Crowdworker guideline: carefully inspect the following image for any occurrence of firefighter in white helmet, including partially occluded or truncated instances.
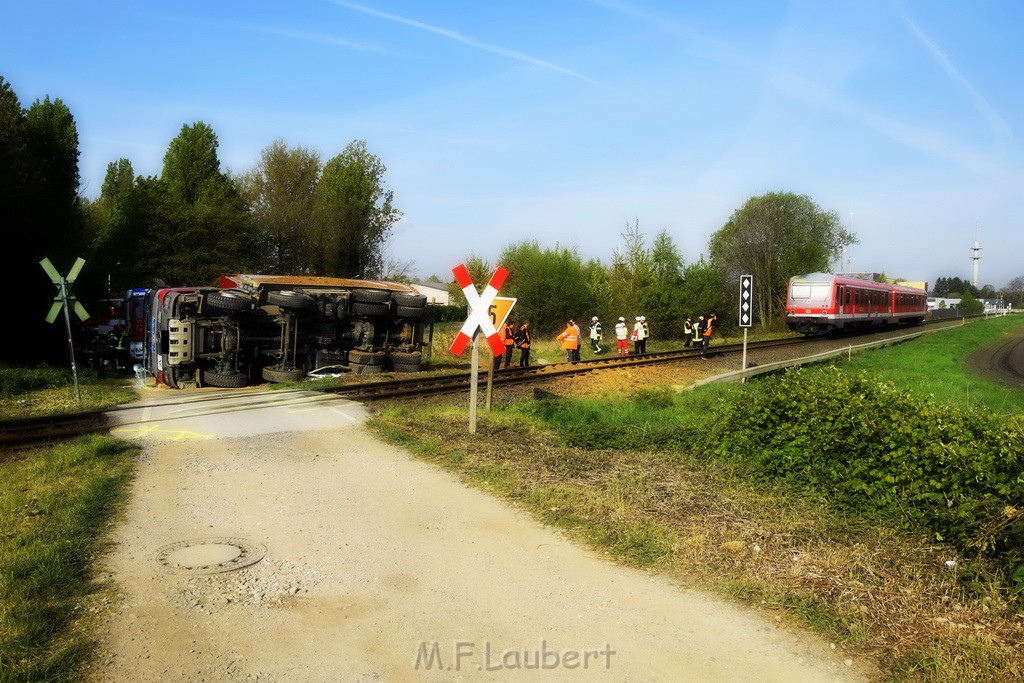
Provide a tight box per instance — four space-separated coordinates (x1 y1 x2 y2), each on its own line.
614 317 630 356
589 316 603 353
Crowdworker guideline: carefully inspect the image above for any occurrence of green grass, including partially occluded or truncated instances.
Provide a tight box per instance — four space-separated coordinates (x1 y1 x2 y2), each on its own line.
830 315 1024 414
370 316 1024 682
0 436 137 681
0 365 139 420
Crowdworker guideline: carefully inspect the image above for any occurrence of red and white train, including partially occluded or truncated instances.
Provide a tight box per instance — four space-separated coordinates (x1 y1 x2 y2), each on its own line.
785 272 928 336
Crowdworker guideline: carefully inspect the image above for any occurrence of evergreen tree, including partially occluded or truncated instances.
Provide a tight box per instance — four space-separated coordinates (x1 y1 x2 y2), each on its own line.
0 78 84 361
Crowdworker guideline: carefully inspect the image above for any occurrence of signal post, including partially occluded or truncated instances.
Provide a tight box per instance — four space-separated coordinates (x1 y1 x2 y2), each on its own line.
739 275 753 378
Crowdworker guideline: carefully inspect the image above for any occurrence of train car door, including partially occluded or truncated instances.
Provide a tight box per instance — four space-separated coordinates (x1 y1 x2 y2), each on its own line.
837 284 845 324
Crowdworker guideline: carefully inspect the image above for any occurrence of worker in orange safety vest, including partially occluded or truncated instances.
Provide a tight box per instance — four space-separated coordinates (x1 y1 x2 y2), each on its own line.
556 319 579 364
498 319 516 368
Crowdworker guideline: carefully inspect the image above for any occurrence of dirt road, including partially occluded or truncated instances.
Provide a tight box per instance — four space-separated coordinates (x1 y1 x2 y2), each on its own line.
87 389 870 682
966 322 1024 388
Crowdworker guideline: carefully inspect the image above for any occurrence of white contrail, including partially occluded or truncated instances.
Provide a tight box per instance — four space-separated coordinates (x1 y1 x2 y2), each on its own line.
252 25 391 54
897 3 1011 143
326 0 605 86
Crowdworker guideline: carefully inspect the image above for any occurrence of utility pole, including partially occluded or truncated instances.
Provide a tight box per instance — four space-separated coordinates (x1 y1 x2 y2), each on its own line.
971 222 982 288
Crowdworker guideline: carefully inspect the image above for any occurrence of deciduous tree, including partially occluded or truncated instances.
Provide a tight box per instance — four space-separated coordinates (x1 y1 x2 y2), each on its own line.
496 241 600 334
312 140 400 278
238 139 320 274
709 192 855 329
608 218 650 318
639 230 687 338
1004 275 1024 309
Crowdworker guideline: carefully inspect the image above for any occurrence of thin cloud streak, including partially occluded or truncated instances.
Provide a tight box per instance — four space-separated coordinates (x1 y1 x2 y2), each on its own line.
326 0 606 86
590 0 1012 179
897 4 1012 145
251 25 392 54
766 68 1015 180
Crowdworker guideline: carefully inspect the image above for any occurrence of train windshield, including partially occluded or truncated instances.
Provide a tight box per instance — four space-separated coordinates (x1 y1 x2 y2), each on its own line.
790 284 831 302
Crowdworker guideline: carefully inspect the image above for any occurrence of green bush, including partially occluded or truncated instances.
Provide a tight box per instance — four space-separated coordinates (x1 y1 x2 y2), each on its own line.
709 366 1024 562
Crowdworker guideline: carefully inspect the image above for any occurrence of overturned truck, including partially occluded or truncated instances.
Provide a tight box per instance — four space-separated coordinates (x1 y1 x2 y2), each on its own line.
145 274 429 388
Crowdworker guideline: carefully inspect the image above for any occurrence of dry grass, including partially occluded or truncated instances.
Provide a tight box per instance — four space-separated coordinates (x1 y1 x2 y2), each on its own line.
371 395 1024 683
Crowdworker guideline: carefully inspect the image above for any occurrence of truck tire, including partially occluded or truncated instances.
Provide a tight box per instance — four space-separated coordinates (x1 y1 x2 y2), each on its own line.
351 289 391 304
395 305 425 318
348 349 385 366
390 361 421 373
351 301 389 317
267 290 314 310
262 366 304 383
349 361 384 375
202 370 248 388
389 350 422 373
393 293 427 308
205 290 252 312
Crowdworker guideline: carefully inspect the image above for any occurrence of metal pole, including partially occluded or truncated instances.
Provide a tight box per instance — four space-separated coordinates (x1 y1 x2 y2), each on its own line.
60 278 81 402
485 346 495 410
469 332 479 433
741 328 748 382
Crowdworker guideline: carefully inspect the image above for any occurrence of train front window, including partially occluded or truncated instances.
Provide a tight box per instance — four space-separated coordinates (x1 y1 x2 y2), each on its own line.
791 283 830 303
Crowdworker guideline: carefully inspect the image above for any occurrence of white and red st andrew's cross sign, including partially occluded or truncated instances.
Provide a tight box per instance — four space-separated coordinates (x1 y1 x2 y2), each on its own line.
449 263 508 358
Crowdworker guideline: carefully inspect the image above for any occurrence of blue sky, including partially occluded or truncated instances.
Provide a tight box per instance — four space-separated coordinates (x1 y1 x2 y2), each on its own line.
5 0 1022 289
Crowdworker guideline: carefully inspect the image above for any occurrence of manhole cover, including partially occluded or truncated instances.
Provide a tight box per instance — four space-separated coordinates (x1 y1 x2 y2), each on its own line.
156 537 266 575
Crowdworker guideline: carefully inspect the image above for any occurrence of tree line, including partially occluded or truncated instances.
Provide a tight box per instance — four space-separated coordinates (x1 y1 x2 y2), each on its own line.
3 75 399 362
9 72 1017 363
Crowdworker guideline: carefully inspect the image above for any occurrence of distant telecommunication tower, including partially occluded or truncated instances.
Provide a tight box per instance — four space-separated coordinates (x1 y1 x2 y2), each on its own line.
971 223 982 287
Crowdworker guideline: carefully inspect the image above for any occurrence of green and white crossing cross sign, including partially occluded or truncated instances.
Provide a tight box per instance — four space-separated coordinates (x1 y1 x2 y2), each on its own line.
40 257 89 402
739 274 753 328
41 257 89 323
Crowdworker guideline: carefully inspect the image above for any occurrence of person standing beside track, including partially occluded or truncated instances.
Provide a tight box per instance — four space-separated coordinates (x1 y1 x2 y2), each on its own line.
515 320 532 367
557 319 580 364
614 317 630 356
633 316 647 355
700 313 716 359
683 317 694 348
589 316 603 353
499 319 516 368
109 324 129 372
572 319 582 362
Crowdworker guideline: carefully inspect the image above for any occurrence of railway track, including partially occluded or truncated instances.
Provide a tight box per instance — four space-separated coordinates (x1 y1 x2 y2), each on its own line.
0 323 962 450
325 335 808 401
0 410 111 452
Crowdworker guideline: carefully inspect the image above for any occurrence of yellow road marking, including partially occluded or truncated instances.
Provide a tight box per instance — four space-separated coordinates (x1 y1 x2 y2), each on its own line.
110 425 216 441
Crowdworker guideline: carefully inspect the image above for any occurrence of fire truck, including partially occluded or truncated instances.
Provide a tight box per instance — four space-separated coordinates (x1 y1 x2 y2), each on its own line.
143 274 429 388
79 288 149 370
